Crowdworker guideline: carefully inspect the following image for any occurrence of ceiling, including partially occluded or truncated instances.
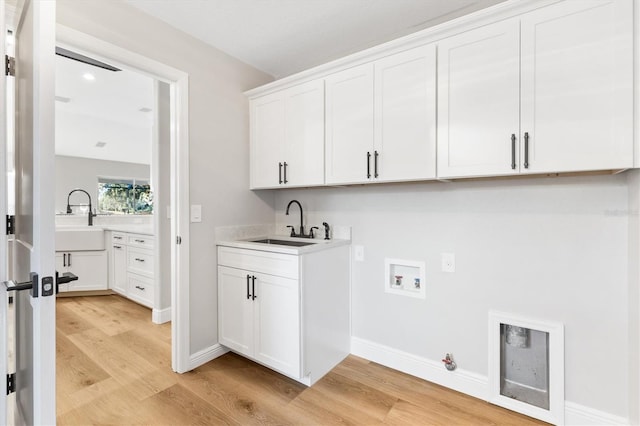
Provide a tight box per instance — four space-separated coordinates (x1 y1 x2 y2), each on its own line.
125 0 506 79
55 53 154 165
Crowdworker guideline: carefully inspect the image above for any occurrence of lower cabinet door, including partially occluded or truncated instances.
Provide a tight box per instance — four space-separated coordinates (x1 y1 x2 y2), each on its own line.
253 272 300 378
66 251 108 291
218 266 253 357
112 244 127 295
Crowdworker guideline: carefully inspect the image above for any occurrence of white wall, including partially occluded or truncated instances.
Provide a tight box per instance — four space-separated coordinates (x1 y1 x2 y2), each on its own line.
275 173 630 417
56 0 275 355
55 155 149 213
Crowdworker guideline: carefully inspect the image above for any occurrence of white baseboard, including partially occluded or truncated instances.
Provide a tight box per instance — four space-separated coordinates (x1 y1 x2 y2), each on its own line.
564 402 629 426
351 336 487 400
189 343 229 371
350 336 629 426
152 306 171 324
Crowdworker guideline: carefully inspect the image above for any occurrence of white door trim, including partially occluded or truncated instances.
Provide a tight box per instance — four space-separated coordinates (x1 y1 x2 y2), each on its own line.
55 24 191 373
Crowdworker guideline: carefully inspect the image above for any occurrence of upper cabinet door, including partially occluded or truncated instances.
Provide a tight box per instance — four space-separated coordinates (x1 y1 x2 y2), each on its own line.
325 64 375 185
250 92 285 189
437 20 521 179
520 0 633 174
284 80 325 186
374 44 437 182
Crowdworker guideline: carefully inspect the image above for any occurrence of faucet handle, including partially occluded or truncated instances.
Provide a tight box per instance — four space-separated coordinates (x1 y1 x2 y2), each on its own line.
286 225 296 237
310 227 319 239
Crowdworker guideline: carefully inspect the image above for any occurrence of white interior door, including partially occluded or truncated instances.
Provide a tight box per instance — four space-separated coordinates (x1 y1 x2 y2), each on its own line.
2 0 57 424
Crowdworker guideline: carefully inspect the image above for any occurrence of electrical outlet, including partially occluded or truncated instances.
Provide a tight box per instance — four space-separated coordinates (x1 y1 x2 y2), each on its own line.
441 253 455 273
354 245 364 262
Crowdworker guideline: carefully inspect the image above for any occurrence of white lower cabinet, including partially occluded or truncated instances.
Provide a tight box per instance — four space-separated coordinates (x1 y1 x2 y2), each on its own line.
109 232 155 308
217 244 350 385
55 250 107 292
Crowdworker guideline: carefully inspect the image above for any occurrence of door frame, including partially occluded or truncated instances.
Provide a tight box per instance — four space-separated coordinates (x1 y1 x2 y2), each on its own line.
55 24 191 373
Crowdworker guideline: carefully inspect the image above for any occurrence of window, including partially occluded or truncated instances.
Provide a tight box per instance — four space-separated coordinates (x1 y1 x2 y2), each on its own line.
97 177 153 214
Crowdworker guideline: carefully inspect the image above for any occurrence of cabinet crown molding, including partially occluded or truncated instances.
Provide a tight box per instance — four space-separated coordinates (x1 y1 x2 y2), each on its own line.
244 0 562 99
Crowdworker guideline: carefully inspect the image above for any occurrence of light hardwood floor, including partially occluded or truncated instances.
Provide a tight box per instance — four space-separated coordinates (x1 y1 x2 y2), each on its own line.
56 295 547 425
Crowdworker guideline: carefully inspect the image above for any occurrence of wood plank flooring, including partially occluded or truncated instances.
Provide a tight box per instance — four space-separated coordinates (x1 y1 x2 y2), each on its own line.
57 295 548 425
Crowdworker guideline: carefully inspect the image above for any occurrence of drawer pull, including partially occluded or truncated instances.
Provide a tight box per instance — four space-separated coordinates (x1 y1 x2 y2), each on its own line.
135 258 145 262
135 239 146 243
114 245 122 249
135 285 145 291
114 236 123 240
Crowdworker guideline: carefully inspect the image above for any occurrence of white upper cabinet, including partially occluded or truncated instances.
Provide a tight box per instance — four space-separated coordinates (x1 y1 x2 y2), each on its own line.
325 64 375 185
250 80 324 189
438 0 633 179
519 0 633 174
437 19 522 179
326 44 437 185
374 44 436 182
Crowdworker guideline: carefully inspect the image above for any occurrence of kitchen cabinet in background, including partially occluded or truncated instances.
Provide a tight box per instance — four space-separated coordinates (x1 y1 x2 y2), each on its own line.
56 250 108 292
109 231 155 308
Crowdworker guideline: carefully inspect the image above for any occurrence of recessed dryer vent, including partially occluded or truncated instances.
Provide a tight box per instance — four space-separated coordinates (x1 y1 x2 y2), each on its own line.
384 258 425 299
488 311 564 425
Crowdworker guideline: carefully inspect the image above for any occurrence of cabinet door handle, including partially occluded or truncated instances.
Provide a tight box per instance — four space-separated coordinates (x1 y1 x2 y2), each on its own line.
374 151 379 178
246 274 251 299
135 285 145 291
135 239 145 243
63 253 67 267
251 275 256 300
135 258 145 262
68 253 72 267
511 134 516 170
283 162 288 184
524 132 530 169
366 152 371 179
278 162 283 184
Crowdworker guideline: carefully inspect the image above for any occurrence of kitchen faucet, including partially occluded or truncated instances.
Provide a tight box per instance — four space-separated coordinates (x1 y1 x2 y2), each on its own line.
285 199 314 238
66 188 96 226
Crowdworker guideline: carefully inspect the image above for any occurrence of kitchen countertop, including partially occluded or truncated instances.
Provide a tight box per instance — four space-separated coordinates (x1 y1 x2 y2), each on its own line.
99 224 154 236
217 235 350 255
55 224 155 236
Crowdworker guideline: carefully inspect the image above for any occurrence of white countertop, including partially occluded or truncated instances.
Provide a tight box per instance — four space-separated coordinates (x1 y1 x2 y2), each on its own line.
99 224 155 236
217 235 350 255
55 224 154 236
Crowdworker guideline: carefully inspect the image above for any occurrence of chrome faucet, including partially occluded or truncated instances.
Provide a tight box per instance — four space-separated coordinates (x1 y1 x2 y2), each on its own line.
66 188 96 226
285 199 314 238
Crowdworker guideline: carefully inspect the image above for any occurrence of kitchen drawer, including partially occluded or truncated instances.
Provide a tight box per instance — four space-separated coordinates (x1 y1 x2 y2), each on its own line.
218 246 298 279
127 273 154 308
127 247 154 277
112 232 126 244
127 234 154 250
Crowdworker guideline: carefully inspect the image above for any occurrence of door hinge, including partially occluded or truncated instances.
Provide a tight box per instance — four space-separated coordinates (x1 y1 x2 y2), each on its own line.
6 373 15 395
176 236 182 245
5 55 15 77
6 215 14 235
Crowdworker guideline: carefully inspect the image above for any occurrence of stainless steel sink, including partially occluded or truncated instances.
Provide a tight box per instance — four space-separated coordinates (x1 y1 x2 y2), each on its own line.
250 238 316 247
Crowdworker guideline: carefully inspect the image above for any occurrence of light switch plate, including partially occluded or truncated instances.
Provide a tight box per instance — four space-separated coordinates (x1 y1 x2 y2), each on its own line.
190 204 202 223
354 245 364 262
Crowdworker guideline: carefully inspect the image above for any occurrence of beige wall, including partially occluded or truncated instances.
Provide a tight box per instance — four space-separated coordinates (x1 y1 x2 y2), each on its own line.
56 0 275 354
